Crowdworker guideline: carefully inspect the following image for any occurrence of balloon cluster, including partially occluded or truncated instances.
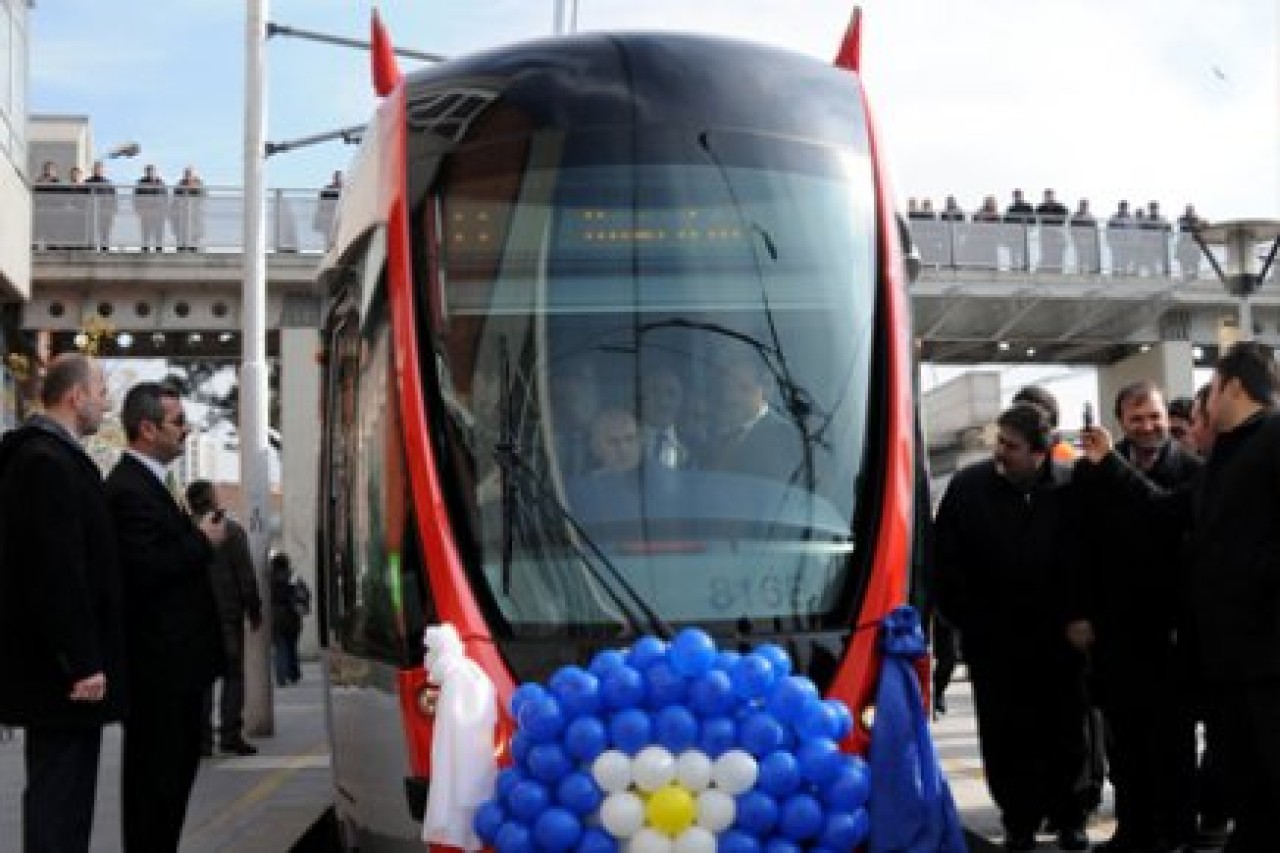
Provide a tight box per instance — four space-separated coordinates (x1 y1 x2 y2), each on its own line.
473 628 871 852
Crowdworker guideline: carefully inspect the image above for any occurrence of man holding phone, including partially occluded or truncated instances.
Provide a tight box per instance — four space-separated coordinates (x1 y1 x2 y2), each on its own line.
186 479 262 757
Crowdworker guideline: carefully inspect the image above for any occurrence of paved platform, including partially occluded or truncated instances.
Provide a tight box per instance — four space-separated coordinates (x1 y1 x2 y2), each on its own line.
0 663 332 852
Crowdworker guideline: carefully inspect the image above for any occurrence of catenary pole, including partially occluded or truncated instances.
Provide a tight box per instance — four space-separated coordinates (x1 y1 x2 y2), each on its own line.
241 0 274 736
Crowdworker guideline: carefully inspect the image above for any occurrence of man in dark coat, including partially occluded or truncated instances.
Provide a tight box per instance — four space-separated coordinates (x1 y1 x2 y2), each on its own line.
1080 341 1280 853
706 357 805 484
935 402 1089 852
0 354 121 853
1069 380 1201 852
108 381 227 852
186 479 263 756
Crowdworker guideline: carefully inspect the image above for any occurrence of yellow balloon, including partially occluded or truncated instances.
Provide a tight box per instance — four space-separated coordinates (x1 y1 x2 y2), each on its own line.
645 784 696 837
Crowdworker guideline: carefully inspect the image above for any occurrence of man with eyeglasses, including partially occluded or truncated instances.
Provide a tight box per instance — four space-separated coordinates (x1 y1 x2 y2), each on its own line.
107 381 227 852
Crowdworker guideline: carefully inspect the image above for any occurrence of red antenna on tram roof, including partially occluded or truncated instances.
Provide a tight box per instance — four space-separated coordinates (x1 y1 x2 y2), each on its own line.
371 6 402 96
834 6 862 73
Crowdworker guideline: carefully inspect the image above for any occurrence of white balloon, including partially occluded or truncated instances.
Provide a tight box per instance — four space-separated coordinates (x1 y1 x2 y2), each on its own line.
673 826 717 853
694 788 735 833
674 751 713 792
629 827 674 853
601 791 646 838
593 750 634 794
711 750 759 796
632 746 676 792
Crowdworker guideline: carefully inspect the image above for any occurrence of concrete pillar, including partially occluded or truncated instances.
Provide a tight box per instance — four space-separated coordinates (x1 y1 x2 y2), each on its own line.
279 326 321 658
1096 341 1196 434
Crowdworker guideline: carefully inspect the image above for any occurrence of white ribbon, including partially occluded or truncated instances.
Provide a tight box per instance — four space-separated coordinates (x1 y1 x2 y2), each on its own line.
421 623 497 851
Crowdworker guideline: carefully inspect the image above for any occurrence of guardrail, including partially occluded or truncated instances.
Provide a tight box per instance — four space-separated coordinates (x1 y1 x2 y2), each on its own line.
30 186 335 254
907 219 1215 279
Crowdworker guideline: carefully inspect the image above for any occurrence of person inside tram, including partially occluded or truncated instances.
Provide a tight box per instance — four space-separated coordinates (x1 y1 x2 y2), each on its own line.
704 355 801 483
588 408 642 475
549 357 600 478
639 366 693 470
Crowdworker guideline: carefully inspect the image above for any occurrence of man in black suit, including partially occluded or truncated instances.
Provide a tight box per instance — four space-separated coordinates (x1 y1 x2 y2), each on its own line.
706 357 802 483
108 381 226 852
0 354 121 853
1081 342 1280 852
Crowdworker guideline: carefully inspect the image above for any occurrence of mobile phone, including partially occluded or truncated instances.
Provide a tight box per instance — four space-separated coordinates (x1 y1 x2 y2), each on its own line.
1082 401 1094 430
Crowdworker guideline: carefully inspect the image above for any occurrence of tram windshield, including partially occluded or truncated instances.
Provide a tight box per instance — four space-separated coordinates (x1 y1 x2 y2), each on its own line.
415 126 878 640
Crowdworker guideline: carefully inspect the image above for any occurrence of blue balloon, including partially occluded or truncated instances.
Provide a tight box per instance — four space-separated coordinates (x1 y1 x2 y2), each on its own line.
643 660 688 709
495 767 525 802
823 757 870 812
589 649 628 679
507 779 551 823
557 771 604 816
716 649 742 671
823 699 854 741
820 809 869 851
670 627 717 676
796 739 843 786
550 666 603 719
576 827 619 853
734 790 780 836
608 708 652 755
738 711 786 757
654 705 699 753
520 695 567 742
600 665 645 711
778 793 825 841
527 742 574 784
755 643 793 679
796 699 838 741
473 799 505 843
627 636 667 670
699 716 738 757
719 829 763 853
564 716 608 762
495 821 532 853
511 682 549 718
764 840 802 853
765 676 819 724
730 653 778 700
689 669 735 717
757 751 802 798
510 731 533 764
534 807 583 851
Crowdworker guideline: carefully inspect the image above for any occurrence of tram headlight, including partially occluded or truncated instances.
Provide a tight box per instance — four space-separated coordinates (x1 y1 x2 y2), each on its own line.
858 704 875 732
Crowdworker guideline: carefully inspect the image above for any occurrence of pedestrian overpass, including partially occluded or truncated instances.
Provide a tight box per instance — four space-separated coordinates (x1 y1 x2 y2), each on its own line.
19 191 1279 638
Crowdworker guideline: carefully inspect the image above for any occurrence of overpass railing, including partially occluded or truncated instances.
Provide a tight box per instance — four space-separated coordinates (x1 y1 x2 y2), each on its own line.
908 219 1223 279
30 186 335 254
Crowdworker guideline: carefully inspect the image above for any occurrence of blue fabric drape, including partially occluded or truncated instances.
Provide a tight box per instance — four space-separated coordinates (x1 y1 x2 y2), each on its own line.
867 605 968 852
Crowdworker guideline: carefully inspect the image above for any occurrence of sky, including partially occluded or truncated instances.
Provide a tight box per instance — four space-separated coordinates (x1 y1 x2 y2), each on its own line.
28 0 1280 218
26 0 1280 432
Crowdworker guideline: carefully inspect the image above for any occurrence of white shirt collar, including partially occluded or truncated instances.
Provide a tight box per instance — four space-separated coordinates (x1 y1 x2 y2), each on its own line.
125 448 171 486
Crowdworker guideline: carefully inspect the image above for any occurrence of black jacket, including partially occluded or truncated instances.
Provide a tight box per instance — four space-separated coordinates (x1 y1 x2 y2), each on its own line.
1090 412 1280 682
0 419 125 725
1069 439 1201 647
205 517 262 626
106 453 224 694
934 458 1080 663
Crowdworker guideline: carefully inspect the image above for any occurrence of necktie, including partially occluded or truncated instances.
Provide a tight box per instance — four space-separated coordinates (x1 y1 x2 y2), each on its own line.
653 429 678 469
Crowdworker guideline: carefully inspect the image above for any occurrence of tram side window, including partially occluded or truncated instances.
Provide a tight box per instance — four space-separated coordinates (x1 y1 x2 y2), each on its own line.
323 310 361 644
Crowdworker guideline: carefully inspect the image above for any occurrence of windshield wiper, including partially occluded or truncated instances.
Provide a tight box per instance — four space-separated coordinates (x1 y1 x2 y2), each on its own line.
493 338 673 640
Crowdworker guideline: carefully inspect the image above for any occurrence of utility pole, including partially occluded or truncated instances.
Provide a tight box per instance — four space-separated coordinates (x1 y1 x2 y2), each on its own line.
242 0 274 736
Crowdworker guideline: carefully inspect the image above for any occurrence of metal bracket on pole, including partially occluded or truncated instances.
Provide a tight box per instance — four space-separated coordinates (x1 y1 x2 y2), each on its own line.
266 20 446 62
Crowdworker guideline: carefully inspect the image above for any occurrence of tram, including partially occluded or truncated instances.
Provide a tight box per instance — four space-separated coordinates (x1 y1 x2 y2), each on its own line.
315 17 922 850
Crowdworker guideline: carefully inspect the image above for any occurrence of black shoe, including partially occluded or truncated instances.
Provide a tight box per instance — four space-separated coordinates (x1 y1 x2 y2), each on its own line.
220 738 259 756
1057 827 1089 851
934 694 948 715
1005 831 1036 852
